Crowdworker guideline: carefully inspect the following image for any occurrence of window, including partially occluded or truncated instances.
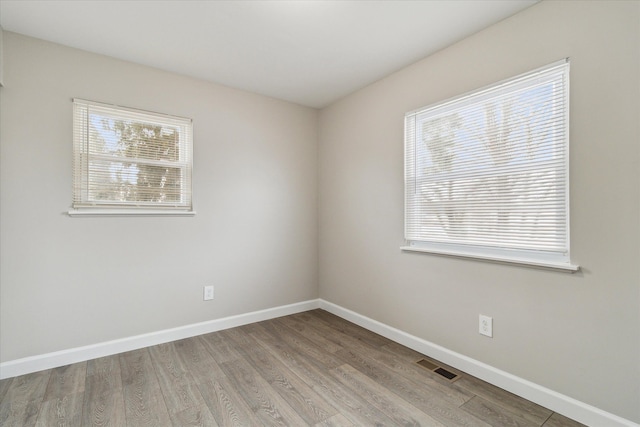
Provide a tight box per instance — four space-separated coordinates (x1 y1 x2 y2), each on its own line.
70 99 193 216
403 59 577 271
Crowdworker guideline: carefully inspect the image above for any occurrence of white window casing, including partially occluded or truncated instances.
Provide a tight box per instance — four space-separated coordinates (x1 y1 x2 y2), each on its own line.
70 99 194 216
402 59 578 271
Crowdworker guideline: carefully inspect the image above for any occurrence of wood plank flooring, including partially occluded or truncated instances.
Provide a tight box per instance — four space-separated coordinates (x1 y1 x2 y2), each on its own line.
0 309 586 426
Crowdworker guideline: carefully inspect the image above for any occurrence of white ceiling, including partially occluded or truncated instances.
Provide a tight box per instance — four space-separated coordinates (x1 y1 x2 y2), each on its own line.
0 0 538 108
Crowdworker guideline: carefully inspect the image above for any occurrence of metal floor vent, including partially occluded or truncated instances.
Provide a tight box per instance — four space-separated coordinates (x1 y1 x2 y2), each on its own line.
416 359 460 382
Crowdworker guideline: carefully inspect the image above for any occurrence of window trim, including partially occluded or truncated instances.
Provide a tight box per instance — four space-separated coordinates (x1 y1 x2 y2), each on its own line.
69 99 194 216
400 243 579 272
67 209 196 217
402 59 579 272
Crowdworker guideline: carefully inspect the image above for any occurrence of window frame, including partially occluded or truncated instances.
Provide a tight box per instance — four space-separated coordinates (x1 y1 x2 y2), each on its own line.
401 60 578 272
69 99 195 217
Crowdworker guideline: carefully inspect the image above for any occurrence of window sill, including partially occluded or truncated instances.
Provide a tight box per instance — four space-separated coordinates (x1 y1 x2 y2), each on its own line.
68 209 196 217
400 245 579 272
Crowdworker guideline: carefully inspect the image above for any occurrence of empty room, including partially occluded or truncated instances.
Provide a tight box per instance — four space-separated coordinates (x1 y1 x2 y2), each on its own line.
0 1 638 426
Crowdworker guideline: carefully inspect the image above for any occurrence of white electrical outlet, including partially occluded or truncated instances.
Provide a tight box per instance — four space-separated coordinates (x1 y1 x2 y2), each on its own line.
204 286 214 301
479 314 493 337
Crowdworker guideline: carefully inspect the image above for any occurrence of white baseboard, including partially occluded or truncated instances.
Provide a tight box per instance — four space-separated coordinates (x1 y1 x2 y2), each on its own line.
2 298 637 427
0 299 320 380
319 299 639 427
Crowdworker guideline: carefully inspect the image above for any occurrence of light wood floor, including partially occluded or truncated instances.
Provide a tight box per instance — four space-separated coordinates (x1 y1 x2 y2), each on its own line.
0 309 585 427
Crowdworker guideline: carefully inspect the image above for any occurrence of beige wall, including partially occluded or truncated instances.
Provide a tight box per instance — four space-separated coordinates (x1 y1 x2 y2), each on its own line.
0 32 318 362
319 0 639 422
0 27 4 86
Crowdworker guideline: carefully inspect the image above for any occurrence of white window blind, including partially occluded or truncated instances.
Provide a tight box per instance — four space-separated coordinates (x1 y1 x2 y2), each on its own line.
403 59 577 270
71 99 193 214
